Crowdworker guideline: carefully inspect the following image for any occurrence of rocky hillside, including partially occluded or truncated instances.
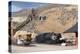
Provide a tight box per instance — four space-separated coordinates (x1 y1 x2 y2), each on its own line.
36 5 78 33
11 4 78 33
12 9 32 17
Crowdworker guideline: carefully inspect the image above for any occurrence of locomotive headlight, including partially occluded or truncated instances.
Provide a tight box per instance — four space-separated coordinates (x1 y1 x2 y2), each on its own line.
51 35 57 40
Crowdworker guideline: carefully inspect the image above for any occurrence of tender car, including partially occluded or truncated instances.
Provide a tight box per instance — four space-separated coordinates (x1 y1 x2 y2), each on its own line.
16 33 32 45
13 31 32 45
35 32 66 44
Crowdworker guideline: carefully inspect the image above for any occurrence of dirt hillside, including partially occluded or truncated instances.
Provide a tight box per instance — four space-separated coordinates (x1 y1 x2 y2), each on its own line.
36 5 78 33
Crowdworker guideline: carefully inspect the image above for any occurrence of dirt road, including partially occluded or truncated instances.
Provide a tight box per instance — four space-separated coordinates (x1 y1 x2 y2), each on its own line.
11 43 77 53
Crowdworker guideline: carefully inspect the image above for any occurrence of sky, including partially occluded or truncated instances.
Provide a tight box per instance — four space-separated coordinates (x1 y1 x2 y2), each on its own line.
9 1 47 12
